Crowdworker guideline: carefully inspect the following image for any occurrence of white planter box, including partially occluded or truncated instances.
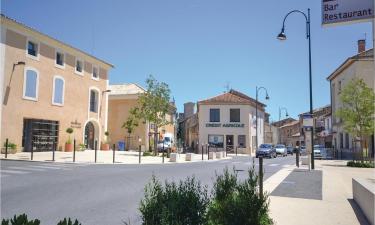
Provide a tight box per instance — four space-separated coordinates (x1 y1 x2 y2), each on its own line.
209 151 215 160
185 153 193 161
353 178 375 225
169 153 179 162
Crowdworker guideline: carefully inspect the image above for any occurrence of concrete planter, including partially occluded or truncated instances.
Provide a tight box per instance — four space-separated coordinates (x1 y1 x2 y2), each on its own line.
1 147 17 154
185 153 193 161
65 143 73 152
216 152 222 159
101 143 110 151
169 153 179 162
209 152 215 160
353 178 375 225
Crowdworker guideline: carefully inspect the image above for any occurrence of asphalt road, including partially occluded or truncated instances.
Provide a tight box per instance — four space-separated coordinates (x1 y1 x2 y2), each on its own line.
1 155 295 225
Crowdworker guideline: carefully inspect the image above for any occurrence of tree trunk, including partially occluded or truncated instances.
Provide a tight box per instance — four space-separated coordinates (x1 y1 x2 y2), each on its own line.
360 135 364 163
154 126 158 156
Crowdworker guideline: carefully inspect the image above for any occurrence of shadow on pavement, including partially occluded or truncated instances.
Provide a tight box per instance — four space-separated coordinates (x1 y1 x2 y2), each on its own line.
348 199 370 225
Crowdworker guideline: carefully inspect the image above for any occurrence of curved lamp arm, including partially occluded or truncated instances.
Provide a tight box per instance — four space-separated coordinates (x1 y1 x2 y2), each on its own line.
257 86 269 100
279 9 310 39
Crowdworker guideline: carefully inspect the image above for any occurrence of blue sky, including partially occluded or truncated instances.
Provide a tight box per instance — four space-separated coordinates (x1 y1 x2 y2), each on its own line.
1 0 373 121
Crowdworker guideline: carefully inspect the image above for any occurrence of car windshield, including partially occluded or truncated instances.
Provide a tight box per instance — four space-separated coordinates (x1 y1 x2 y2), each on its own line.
259 144 271 148
275 145 285 148
164 137 171 142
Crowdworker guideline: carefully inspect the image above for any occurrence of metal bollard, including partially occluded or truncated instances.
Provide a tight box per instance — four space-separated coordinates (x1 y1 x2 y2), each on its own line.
207 145 210 160
94 140 98 163
73 139 76 162
259 156 264 199
31 140 34 161
162 143 165 164
5 138 8 159
113 144 116 163
236 146 238 156
138 145 141 164
296 148 300 168
52 141 55 161
201 145 204 161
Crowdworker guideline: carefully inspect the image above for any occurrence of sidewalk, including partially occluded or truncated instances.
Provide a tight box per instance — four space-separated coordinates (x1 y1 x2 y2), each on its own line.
0 150 231 164
264 160 374 225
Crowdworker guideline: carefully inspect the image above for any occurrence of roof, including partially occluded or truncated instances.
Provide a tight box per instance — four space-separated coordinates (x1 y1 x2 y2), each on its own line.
327 48 373 81
1 14 114 68
299 104 331 117
109 83 145 95
198 89 266 108
279 120 300 129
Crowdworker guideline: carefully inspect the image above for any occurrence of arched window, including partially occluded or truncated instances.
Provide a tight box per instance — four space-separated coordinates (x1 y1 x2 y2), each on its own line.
89 89 99 113
23 68 39 101
53 76 65 105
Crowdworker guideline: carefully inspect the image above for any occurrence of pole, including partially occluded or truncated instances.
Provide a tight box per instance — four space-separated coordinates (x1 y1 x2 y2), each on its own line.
52 140 55 161
256 87 258 154
113 143 115 163
208 145 210 160
201 145 204 160
307 8 314 169
94 140 97 163
296 147 300 168
236 145 238 156
5 138 8 159
259 156 264 199
73 139 76 162
139 144 141 164
31 138 34 160
162 141 165 163
278 107 281 144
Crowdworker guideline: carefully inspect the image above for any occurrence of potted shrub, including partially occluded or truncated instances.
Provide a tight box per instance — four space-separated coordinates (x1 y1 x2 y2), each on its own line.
78 143 86 151
101 131 110 151
2 141 17 154
65 128 74 152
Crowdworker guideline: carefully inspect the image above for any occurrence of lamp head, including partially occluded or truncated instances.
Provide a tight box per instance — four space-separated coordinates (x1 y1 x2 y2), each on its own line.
16 61 26 65
286 112 289 117
277 27 287 41
265 93 270 100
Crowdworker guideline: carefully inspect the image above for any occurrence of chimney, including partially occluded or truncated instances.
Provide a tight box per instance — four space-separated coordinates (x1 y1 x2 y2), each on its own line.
358 39 366 53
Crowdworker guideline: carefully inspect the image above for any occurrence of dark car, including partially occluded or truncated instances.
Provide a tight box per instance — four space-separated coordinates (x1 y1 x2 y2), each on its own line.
286 146 294 155
256 144 276 158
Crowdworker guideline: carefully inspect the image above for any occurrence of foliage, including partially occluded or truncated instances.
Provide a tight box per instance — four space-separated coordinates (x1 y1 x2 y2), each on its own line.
142 151 153 156
78 144 86 151
336 78 375 160
347 161 374 168
56 218 81 225
3 141 17 150
139 175 210 225
104 131 109 136
122 108 140 135
207 167 273 225
1 214 40 225
65 128 74 144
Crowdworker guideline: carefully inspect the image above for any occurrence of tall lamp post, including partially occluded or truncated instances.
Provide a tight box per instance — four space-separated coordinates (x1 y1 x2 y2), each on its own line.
278 107 289 144
255 86 269 153
277 8 314 169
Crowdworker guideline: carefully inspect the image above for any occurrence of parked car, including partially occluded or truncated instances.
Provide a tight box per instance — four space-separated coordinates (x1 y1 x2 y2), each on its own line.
299 146 307 156
157 138 172 152
313 145 324 159
275 144 287 156
256 144 276 158
286 146 294 155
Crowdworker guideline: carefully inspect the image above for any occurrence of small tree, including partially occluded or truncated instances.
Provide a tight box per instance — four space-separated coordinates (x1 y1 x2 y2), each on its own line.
104 131 110 144
122 108 140 150
134 75 172 154
336 78 375 162
66 128 74 144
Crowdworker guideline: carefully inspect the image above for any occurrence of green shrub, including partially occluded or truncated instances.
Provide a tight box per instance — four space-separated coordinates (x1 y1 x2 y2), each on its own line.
207 167 273 225
66 128 74 144
139 175 210 225
1 214 40 225
347 161 374 168
3 141 17 150
57 218 81 225
142 151 153 156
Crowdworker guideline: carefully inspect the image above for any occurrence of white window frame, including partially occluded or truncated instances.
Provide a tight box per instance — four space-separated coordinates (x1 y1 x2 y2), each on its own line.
91 65 99 81
55 49 65 69
23 67 39 101
75 58 84 76
52 75 65 106
25 38 40 61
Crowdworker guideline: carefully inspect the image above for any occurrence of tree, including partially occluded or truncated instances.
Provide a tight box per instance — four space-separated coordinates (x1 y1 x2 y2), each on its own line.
134 75 172 154
122 108 140 150
336 78 375 162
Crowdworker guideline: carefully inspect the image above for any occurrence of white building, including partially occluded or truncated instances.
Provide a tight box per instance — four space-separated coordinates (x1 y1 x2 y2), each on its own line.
197 89 266 155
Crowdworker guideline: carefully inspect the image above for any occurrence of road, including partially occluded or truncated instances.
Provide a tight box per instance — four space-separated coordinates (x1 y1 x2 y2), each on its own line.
1 155 295 225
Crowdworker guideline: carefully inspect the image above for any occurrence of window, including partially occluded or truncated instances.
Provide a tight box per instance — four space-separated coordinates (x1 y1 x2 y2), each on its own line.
27 40 38 57
89 89 98 112
75 59 83 74
92 66 99 80
230 108 240 122
238 135 246 148
339 133 343 149
208 135 224 148
209 108 220 122
55 51 64 67
23 68 39 101
52 76 65 105
338 80 342 94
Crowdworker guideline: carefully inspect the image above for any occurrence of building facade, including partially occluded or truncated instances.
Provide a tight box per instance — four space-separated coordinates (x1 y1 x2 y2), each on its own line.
197 89 266 154
327 40 374 157
0 14 113 152
279 120 301 147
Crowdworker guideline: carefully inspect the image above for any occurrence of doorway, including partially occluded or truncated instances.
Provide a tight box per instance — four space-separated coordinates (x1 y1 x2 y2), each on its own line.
226 135 234 152
84 121 95 149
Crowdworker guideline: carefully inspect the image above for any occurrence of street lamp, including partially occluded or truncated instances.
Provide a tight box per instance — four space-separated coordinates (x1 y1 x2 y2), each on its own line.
278 107 289 144
99 89 111 117
255 86 269 153
3 61 26 105
277 8 314 169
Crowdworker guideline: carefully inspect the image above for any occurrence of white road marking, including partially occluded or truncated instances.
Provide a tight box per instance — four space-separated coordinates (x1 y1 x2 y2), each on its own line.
28 165 62 170
268 164 280 167
1 169 30 174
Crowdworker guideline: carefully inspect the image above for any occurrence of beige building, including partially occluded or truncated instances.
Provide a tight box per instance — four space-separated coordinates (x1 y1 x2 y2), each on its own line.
107 83 176 151
327 40 374 158
279 120 300 147
197 89 266 154
0 15 113 152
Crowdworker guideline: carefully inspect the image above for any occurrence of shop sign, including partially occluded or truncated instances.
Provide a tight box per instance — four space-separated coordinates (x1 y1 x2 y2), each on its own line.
205 123 245 128
71 119 82 128
322 0 374 26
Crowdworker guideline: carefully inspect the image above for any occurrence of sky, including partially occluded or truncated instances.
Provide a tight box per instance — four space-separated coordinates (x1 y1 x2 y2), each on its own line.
1 0 373 121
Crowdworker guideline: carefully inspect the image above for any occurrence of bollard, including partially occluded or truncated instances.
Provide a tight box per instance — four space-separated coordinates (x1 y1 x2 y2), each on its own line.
52 141 55 161
5 138 8 159
201 145 204 161
31 140 34 161
296 148 300 168
236 146 238 156
113 144 116 164
162 143 165 164
138 145 141 164
207 145 210 160
94 140 98 163
73 139 76 162
259 156 264 199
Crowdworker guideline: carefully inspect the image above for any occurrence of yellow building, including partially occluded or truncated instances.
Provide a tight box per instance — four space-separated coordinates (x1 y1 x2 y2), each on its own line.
0 14 113 152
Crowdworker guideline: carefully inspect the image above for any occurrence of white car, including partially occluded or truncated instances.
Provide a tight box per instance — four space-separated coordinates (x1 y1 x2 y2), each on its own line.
157 137 172 152
274 144 287 157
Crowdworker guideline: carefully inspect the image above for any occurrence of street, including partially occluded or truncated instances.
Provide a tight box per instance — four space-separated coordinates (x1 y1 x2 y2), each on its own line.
1 155 295 225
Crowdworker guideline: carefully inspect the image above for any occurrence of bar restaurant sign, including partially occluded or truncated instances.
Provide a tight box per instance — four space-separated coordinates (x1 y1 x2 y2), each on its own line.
206 123 245 128
322 0 374 26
